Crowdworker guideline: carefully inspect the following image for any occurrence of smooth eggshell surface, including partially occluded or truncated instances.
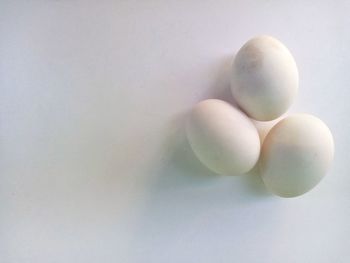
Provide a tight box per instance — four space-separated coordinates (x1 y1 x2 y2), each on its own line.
260 114 334 197
186 99 260 175
231 35 298 121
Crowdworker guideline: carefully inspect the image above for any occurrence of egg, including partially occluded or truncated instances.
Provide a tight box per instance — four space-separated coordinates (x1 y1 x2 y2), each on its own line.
186 99 260 175
260 114 334 197
231 35 299 121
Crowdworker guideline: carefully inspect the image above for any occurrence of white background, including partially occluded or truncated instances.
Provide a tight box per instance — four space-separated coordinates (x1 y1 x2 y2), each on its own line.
1 1 350 262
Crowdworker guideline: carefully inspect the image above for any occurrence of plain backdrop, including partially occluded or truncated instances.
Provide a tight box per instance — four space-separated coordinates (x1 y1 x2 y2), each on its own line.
1 1 350 262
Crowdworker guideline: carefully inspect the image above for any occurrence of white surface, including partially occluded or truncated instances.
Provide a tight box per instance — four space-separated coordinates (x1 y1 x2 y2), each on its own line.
1 1 349 262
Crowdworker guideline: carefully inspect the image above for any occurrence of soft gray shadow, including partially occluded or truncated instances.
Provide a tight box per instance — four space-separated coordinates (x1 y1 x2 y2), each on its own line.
204 53 239 107
157 111 271 200
149 112 218 190
242 160 272 198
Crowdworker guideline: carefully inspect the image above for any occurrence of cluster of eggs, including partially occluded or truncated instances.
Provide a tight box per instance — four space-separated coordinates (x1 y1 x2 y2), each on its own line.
186 35 334 198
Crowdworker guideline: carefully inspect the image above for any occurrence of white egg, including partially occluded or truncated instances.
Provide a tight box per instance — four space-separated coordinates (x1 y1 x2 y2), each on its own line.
231 35 298 121
260 114 334 197
186 99 260 175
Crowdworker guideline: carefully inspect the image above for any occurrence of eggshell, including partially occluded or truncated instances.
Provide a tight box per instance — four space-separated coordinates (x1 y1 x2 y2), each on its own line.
260 114 334 197
186 99 260 175
231 35 298 121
